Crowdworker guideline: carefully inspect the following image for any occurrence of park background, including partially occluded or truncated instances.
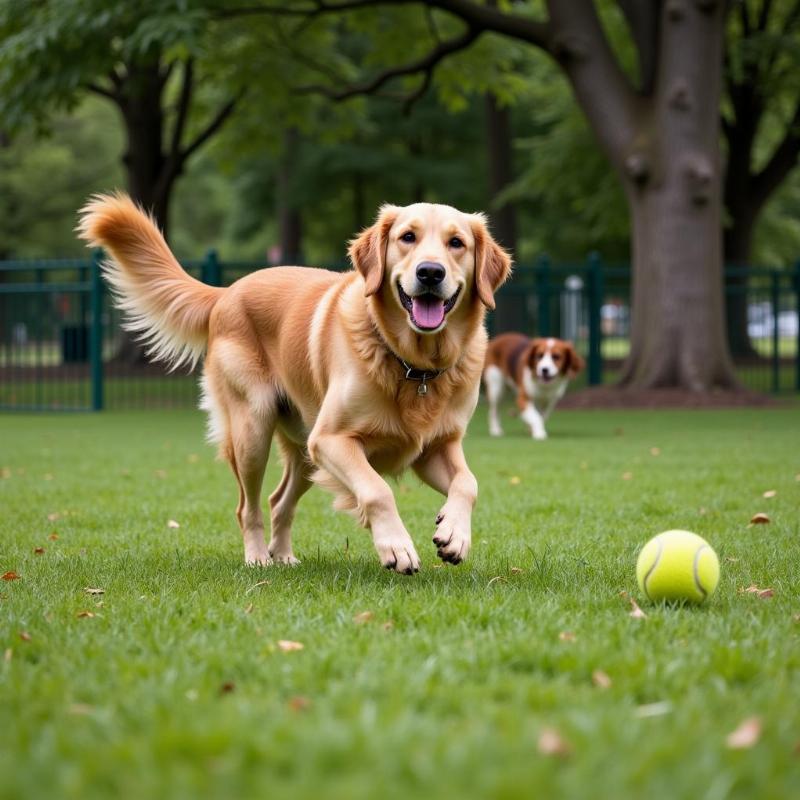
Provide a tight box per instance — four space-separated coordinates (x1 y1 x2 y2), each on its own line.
1 3 800 800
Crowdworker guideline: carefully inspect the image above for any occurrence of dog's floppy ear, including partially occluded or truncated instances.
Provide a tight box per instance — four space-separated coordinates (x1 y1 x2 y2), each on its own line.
348 204 399 297
565 341 585 377
470 214 512 310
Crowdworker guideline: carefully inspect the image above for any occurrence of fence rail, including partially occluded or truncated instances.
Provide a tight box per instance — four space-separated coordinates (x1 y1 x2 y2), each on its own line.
1 252 798 411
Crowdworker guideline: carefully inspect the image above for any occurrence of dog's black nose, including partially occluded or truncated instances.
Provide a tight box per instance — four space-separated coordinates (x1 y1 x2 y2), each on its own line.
416 262 445 287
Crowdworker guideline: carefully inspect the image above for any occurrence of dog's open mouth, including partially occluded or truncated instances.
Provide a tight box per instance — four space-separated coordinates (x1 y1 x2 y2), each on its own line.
397 283 462 331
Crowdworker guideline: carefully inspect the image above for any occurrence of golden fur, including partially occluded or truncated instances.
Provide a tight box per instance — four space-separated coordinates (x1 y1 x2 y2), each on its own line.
78 193 511 573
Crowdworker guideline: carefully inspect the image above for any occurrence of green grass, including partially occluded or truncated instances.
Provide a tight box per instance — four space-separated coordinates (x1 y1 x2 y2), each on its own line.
1 406 799 800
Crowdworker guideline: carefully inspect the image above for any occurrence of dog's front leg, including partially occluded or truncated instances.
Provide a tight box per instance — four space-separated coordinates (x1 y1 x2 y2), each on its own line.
308 432 420 574
413 439 477 565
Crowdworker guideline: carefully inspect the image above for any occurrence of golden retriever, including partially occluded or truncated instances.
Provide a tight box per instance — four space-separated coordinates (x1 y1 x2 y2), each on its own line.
78 194 511 573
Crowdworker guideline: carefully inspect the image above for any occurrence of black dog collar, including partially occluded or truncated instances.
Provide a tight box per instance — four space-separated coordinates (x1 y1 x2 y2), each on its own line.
395 356 445 396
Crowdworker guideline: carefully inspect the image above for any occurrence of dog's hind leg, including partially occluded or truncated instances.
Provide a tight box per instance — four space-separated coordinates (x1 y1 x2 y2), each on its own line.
483 365 504 437
267 431 313 565
225 391 278 565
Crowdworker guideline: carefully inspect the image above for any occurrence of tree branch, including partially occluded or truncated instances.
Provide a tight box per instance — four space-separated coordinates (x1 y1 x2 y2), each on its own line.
86 82 119 101
294 26 480 100
751 96 800 208
179 93 242 164
616 0 661 95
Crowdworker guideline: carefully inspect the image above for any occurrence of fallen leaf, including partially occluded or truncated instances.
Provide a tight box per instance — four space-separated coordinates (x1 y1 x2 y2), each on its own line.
219 681 236 695
726 557 739 563
277 640 304 652
620 591 647 619
1 467 11 479
559 631 576 643
382 621 394 631
432 564 444 569
698 507 708 515
19 631 31 642
537 727 572 757
245 580 272 594
741 585 774 599
650 447 661 456
68 704 93 716
622 472 633 480
509 476 521 485
76 611 95 618
47 512 60 522
636 701 673 718
510 567 523 574
750 513 770 525
288 695 311 711
353 611 374 625
48 533 59 541
244 603 254 614
762 490 777 499
795 473 800 482
726 717 762 750
83 587 105 595
33 547 45 555
592 670 612 689
167 519 180 529
3 648 11 662
2 571 20 581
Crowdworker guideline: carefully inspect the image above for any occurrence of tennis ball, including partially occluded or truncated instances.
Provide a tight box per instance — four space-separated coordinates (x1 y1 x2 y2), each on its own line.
636 530 720 604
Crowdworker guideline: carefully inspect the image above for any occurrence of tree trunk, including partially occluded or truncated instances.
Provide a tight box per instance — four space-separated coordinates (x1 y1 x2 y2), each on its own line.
615 3 738 390
276 128 303 264
723 212 759 359
485 92 526 333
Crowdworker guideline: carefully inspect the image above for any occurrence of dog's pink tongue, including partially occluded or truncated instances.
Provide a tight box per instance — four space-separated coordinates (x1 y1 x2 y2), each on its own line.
412 296 445 329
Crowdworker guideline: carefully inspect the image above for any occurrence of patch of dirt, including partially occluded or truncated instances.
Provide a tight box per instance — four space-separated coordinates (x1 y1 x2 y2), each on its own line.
560 386 778 409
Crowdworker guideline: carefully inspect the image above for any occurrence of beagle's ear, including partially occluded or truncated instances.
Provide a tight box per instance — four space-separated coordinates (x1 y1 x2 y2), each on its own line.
470 214 512 310
348 204 399 297
565 342 585 377
527 338 545 365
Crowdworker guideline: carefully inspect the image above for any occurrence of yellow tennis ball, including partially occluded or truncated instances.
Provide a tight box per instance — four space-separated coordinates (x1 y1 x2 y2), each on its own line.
636 530 720 604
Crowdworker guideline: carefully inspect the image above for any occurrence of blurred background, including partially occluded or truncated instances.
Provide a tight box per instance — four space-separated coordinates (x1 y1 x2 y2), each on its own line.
1 0 799 409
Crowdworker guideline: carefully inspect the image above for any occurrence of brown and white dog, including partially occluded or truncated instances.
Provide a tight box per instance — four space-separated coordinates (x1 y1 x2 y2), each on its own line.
78 194 510 574
483 333 584 440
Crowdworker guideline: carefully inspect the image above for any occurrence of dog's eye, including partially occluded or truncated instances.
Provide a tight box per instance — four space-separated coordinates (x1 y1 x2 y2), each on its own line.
448 236 464 249
552 355 561 361
400 231 416 243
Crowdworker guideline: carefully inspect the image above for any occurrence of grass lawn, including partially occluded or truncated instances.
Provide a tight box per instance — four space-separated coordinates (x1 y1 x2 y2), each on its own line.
1 405 799 800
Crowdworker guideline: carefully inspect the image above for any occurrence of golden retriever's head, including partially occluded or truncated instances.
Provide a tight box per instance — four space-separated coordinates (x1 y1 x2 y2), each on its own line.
349 203 511 335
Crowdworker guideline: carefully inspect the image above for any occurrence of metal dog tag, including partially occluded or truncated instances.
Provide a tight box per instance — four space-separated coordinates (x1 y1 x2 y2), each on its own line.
417 382 428 396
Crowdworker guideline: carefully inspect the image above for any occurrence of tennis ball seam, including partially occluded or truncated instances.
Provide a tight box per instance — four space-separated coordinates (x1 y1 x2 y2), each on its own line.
693 545 709 599
642 537 664 601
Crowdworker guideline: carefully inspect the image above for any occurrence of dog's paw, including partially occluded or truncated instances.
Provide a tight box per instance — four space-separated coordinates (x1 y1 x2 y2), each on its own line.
489 426 503 437
268 546 300 566
244 552 274 567
374 537 420 575
432 510 471 565
532 430 548 441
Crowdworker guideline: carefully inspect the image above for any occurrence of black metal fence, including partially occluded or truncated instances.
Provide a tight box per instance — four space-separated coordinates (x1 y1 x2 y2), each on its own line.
1 253 798 411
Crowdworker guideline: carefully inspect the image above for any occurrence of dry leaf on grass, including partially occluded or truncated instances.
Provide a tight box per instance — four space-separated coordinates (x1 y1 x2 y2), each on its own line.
34 547 45 555
741 585 774 599
167 519 180 529
650 447 661 456
620 591 647 619
47 513 60 522
219 682 236 695
750 513 770 525
19 631 31 642
1 467 11 479
353 611 374 625
83 587 104 595
622 472 633 481
537 727 572 757
288 695 311 712
726 717 762 749
76 611 95 618
558 631 576 643
2 571 20 581
382 621 394 631
762 490 777 499
48 533 59 541
510 567 523 574
592 670 612 689
509 476 521 485
277 640 304 652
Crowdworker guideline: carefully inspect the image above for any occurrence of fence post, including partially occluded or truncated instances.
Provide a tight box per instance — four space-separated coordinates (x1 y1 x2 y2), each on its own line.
536 254 551 335
587 251 603 386
202 249 222 286
770 269 780 393
794 260 800 392
90 249 104 411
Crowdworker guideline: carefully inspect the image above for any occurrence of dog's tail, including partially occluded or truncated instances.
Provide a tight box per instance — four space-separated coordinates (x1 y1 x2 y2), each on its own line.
77 192 225 370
